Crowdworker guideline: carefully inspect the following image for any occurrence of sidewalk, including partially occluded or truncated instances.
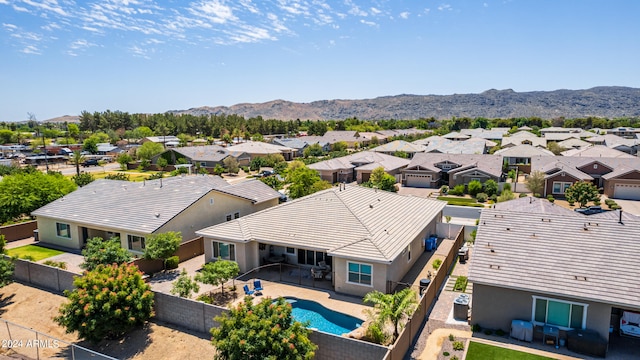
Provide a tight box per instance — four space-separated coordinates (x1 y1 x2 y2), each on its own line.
5 237 37 249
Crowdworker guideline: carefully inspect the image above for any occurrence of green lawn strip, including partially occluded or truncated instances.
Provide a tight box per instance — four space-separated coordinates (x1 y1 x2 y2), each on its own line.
7 245 65 261
466 341 555 360
437 197 486 207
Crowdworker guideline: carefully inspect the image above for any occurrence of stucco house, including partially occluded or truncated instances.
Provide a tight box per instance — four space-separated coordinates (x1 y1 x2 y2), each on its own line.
308 151 410 184
197 185 447 297
401 153 503 188
226 141 295 161
370 140 426 158
31 176 281 254
152 145 233 171
469 208 640 351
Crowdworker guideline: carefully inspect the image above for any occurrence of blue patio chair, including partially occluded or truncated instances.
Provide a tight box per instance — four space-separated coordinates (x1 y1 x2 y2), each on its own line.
243 284 255 296
253 280 264 293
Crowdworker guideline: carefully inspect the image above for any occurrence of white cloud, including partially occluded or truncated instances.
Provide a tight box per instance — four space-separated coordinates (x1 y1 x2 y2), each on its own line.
484 2 489 7
345 0 367 16
438 4 452 11
22 0 69 17
229 24 275 43
129 45 150 58
2 23 18 30
0 0 9 4
21 45 41 55
13 5 29 12
370 7 381 15
239 0 259 14
360 19 377 27
42 22 62 31
277 0 309 16
189 0 236 24
267 13 288 33
69 39 97 50
328 39 335 46
82 26 102 33
399 12 410 19
11 31 42 41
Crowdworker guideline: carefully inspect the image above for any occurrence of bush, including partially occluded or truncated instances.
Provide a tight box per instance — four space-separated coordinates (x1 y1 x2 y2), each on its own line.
148 172 164 180
475 193 488 203
484 329 493 335
453 276 468 292
490 194 498 202
503 182 511 192
43 260 67 269
605 199 616 206
196 293 213 304
21 255 35 261
472 324 482 332
443 352 450 357
547 195 555 203
519 193 528 198
104 173 130 181
449 333 455 341
440 185 449 195
534 193 541 198
495 329 506 336
610 204 621 210
468 180 483 197
451 356 459 360
432 259 442 270
483 179 498 196
241 166 250 173
593 199 601 206
365 322 388 345
165 256 179 270
453 341 464 351
449 185 465 196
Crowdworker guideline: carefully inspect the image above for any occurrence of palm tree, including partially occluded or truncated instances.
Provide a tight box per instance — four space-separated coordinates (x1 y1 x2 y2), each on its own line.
364 288 418 341
70 150 85 176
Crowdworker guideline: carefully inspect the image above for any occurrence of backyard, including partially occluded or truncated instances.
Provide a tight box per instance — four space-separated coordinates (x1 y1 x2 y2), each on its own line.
7 245 64 261
465 341 555 360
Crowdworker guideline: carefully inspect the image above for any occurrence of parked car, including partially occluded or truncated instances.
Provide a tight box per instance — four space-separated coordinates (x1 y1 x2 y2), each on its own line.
574 206 605 215
259 170 274 177
82 159 99 167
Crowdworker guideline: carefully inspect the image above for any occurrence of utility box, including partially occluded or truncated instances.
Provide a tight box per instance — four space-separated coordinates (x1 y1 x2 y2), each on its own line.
453 294 470 320
458 245 469 263
510 320 533 342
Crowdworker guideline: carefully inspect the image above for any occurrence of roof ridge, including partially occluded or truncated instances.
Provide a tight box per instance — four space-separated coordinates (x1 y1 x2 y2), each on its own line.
329 237 390 261
333 187 375 237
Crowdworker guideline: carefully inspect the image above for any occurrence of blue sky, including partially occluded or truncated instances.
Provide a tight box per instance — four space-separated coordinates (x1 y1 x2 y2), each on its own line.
1 0 638 122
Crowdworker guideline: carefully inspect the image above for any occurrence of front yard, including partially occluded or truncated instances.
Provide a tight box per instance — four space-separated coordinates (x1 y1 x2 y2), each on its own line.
7 245 64 261
465 341 555 360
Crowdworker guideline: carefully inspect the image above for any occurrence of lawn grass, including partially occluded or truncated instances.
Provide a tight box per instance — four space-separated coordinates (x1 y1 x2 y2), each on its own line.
7 245 65 261
466 341 555 360
437 196 485 207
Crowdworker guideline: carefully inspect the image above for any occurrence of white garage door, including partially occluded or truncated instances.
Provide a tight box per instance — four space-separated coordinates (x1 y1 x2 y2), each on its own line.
614 184 640 200
405 174 432 188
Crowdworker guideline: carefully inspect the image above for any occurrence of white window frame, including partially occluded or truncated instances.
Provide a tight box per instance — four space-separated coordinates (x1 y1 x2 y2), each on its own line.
212 241 236 261
234 212 240 219
552 181 573 194
225 214 233 222
346 261 373 287
127 234 146 252
531 295 588 330
406 245 411 262
56 223 71 239
593 164 598 169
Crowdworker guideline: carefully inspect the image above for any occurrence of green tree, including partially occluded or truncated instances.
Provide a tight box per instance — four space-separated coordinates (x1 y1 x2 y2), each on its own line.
525 171 546 196
393 151 409 159
143 231 181 271
249 156 267 171
67 123 80 140
0 129 14 144
0 235 14 287
223 156 240 174
70 150 85 176
467 180 483 197
137 142 164 160
331 141 348 152
286 163 331 199
72 172 95 187
259 175 284 190
54 263 154 343
211 297 317 360
171 269 200 298
156 157 168 173
81 237 132 271
547 142 566 155
0 171 76 223
497 189 516 203
195 260 239 296
366 167 397 192
250 133 264 142
116 153 132 170
303 143 324 157
483 179 498 197
82 136 99 154
364 288 418 341
132 126 154 140
565 181 600 208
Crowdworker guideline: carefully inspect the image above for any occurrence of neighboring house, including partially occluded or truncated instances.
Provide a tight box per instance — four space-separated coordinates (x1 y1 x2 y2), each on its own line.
152 145 231 170
417 137 488 155
142 136 181 145
460 128 507 141
31 176 281 253
197 185 447 297
531 156 640 199
370 140 426 158
304 131 368 149
606 127 640 139
556 138 592 150
543 132 582 142
226 141 295 161
501 131 547 148
271 138 308 157
358 132 388 145
494 145 554 167
402 153 503 188
308 151 410 183
583 134 640 155
469 208 640 347
539 127 594 137
96 143 124 156
561 145 635 158
442 132 471 141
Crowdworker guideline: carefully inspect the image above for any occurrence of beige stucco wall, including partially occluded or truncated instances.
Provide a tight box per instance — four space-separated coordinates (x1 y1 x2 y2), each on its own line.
333 257 387 297
471 283 612 340
35 217 84 249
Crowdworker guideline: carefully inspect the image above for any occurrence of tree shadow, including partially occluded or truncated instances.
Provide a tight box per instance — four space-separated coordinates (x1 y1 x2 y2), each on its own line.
51 322 153 359
148 269 181 284
0 293 15 316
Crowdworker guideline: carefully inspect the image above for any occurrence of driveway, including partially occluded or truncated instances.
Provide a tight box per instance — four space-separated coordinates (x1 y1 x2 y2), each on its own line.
611 199 640 215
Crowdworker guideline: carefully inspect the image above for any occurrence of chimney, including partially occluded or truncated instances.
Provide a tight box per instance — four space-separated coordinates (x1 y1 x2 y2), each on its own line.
619 209 624 224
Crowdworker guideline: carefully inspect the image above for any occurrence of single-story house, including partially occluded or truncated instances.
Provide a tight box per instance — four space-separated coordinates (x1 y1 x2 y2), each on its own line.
142 136 181 145
31 176 281 254
556 138 592 150
501 131 547 148
494 145 554 168
271 138 308 157
418 137 489 155
226 141 296 161
359 132 388 145
562 144 636 158
303 131 369 149
442 132 471 141
606 127 640 139
469 208 640 349
197 185 447 297
152 145 233 170
402 153 503 188
308 151 410 183
370 140 426 158
460 128 507 141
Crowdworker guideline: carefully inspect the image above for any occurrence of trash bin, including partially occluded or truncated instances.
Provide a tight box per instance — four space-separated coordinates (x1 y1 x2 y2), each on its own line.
453 294 470 320
419 278 431 295
425 236 437 252
458 245 469 264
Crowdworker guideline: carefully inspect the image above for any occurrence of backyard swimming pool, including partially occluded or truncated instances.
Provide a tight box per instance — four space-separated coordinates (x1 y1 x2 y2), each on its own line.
285 298 363 336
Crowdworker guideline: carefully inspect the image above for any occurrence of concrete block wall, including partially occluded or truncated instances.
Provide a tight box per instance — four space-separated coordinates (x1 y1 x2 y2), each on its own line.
153 291 227 334
310 332 388 360
9 258 77 293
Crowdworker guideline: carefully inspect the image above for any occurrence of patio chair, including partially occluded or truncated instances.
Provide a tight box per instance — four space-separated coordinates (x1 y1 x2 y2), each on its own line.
243 284 255 296
253 279 264 294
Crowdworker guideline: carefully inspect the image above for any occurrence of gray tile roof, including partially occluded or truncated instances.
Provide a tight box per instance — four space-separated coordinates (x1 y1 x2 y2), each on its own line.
541 162 593 180
561 145 635 158
32 176 280 234
422 139 487 154
557 138 591 148
370 140 427 154
226 141 294 155
167 145 229 163
197 185 446 263
531 155 640 175
272 138 308 150
144 136 180 143
406 153 503 177
494 145 555 157
308 151 410 172
459 128 506 140
469 209 640 309
492 197 576 215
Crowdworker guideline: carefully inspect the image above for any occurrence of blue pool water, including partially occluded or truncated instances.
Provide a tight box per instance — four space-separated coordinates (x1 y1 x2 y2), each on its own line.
285 298 363 336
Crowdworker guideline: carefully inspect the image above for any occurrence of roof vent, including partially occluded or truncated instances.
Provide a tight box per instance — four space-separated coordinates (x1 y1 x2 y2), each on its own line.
369 204 374 209
489 264 501 270
154 212 160 218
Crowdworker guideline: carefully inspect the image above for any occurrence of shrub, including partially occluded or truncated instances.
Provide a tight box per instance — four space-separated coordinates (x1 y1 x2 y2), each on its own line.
483 179 498 196
503 182 511 192
365 322 388 345
610 204 621 210
43 260 67 269
605 199 616 206
241 166 250 173
489 194 498 202
452 341 464 351
440 185 449 195
21 255 35 261
449 185 465 196
533 193 541 198
104 173 130 181
165 256 179 270
449 333 455 341
468 180 483 197
148 172 164 180
472 324 482 332
495 329 506 336
547 195 555 203
519 193 528 198
484 329 493 335
196 293 213 304
475 192 488 203
432 259 442 270
593 199 601 206
443 352 450 357
451 356 459 360
453 276 468 292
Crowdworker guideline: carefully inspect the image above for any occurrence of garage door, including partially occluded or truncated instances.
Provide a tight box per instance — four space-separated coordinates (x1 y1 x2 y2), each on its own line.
405 174 432 188
614 184 640 200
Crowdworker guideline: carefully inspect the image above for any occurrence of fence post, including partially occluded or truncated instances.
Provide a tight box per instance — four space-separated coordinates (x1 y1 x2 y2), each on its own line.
35 331 40 360
5 321 11 341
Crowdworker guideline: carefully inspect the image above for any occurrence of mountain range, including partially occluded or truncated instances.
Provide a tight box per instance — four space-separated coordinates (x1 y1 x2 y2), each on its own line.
170 86 640 120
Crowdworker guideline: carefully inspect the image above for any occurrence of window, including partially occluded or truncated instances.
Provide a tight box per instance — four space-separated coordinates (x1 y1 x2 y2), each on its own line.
348 262 372 286
234 212 240 219
297 250 329 266
226 214 233 222
212 241 236 261
200 162 207 167
406 245 411 262
532 296 587 329
470 177 481 182
552 182 573 194
56 223 71 238
286 247 295 254
127 235 145 251
593 164 598 169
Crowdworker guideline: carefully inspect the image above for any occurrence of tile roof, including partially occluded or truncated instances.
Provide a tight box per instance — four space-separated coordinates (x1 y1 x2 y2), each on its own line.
541 162 593 180
469 209 640 309
167 145 229 162
492 196 575 215
494 145 555 157
531 155 640 174
272 138 308 150
560 145 635 158
459 128 506 140
226 141 294 154
557 138 591 148
32 176 280 234
144 136 180 143
308 151 410 172
370 140 427 153
197 185 446 263
422 139 487 154
405 153 503 177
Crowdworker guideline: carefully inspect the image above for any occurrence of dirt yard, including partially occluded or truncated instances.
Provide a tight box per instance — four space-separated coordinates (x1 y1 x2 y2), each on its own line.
0 283 216 359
